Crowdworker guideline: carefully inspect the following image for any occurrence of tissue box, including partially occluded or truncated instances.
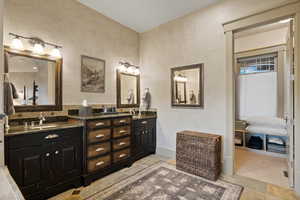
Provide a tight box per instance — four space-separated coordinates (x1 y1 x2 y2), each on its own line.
79 106 93 116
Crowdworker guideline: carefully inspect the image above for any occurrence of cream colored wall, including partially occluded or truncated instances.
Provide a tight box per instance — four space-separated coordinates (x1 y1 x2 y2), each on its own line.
0 0 4 166
235 27 288 52
3 0 139 105
139 0 296 172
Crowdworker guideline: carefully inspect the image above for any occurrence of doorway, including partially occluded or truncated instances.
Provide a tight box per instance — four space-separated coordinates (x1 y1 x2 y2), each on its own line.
232 19 295 188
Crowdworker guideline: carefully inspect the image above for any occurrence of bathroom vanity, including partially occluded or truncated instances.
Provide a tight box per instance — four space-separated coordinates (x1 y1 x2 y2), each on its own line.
4 113 157 200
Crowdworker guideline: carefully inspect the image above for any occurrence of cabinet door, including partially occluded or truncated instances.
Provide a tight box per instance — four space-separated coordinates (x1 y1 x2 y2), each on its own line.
8 146 43 194
51 138 82 183
146 119 156 153
132 121 145 160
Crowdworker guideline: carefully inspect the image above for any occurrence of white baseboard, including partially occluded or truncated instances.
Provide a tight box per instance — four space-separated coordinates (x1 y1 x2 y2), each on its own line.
156 147 176 159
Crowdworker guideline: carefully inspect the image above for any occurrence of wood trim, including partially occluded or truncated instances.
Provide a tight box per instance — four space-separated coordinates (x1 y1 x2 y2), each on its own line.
235 44 286 56
170 63 204 108
223 1 300 32
4 46 63 112
116 70 140 108
225 31 234 175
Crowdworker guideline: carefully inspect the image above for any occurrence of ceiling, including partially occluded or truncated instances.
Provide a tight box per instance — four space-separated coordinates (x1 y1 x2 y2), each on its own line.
77 0 220 33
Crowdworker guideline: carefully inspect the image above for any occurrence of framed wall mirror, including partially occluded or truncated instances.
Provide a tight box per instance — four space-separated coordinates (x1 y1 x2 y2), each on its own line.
171 63 204 108
4 47 62 112
117 70 140 108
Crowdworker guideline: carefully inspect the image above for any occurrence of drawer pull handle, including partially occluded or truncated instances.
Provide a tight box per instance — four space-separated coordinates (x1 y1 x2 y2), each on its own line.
46 153 50 157
55 151 59 155
96 161 104 166
119 130 127 134
96 134 104 138
45 134 59 139
119 153 127 158
142 121 147 124
119 142 126 146
96 148 104 152
96 122 105 126
119 120 126 123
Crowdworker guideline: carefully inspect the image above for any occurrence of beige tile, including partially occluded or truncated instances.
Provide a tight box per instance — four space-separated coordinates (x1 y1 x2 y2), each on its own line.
267 184 297 200
235 148 289 188
240 188 265 200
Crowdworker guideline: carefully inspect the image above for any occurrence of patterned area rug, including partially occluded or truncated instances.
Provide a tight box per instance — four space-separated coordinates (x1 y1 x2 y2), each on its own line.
88 163 243 200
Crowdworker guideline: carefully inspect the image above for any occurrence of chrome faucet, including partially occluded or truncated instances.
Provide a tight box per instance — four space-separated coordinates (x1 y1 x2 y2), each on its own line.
39 112 46 125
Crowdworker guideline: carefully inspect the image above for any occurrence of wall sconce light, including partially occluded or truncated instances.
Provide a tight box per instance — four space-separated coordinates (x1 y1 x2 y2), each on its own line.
174 74 187 82
11 36 24 50
50 46 62 58
9 33 62 57
118 61 140 75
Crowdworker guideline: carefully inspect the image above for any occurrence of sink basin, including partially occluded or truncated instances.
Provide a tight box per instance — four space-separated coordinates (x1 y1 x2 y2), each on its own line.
30 125 57 129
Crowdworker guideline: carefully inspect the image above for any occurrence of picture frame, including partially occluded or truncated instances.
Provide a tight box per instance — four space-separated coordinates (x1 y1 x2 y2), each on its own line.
81 55 105 93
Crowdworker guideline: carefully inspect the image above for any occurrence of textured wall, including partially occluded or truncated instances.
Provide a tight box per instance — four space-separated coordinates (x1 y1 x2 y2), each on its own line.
0 0 4 166
3 0 139 105
139 0 296 171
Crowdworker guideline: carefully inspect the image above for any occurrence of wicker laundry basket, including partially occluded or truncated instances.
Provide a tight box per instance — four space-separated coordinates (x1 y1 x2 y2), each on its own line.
176 131 221 181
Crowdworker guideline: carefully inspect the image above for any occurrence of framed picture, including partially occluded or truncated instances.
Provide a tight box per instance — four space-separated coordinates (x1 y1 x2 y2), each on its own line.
81 55 105 93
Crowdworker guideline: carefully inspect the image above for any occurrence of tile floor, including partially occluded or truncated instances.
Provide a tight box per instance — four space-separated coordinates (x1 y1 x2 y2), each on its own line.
50 155 299 200
235 148 289 188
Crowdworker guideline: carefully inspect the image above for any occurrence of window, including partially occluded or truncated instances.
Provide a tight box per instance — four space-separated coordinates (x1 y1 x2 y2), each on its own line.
238 53 277 75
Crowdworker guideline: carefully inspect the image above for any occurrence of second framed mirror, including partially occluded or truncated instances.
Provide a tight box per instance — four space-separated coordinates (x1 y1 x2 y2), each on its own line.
117 70 140 108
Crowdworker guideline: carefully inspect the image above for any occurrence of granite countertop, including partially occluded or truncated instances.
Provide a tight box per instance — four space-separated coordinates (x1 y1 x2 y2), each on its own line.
5 121 84 137
68 113 157 120
0 166 25 200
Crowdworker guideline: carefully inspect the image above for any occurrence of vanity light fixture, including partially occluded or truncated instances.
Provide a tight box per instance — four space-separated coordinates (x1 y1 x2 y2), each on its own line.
11 36 24 50
174 74 187 82
118 61 140 75
33 43 44 55
8 33 62 57
50 46 62 58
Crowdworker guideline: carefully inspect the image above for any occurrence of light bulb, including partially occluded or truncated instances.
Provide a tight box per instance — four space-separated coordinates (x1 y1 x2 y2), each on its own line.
133 68 140 75
118 65 127 73
127 67 135 74
11 37 24 50
33 43 44 54
50 47 61 58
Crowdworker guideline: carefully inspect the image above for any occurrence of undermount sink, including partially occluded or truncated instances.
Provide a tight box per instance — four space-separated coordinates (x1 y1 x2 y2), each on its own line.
30 125 58 129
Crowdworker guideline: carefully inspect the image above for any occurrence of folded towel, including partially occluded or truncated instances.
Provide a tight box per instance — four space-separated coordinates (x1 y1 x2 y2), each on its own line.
246 125 287 136
246 117 286 129
4 74 15 115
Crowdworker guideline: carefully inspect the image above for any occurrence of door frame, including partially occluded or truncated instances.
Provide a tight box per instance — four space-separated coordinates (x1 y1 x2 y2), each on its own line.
223 1 300 194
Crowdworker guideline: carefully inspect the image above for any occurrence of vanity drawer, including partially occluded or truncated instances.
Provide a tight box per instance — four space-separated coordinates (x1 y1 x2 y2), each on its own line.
87 120 111 129
88 129 111 143
87 155 111 173
87 142 111 158
113 137 130 151
113 126 131 138
113 117 131 126
113 149 130 163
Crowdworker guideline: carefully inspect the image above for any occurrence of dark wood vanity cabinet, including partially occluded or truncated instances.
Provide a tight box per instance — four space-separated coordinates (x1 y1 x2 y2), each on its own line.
83 116 133 186
133 118 156 161
5 127 83 200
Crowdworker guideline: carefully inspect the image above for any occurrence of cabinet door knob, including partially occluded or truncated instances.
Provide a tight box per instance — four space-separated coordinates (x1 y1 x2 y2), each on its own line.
96 148 104 152
46 153 50 157
96 134 104 138
45 134 59 140
55 151 59 154
96 161 104 166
